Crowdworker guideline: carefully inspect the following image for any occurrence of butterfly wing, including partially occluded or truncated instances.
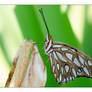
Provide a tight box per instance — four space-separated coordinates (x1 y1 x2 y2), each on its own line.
49 42 92 84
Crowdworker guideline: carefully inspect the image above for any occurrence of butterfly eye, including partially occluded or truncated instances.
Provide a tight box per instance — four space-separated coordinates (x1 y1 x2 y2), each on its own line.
88 60 92 66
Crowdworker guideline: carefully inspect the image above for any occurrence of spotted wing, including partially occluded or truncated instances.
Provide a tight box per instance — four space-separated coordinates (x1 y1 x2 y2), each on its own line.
49 42 92 84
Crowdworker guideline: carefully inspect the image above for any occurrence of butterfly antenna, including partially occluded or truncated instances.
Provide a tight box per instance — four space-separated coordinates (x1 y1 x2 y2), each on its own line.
39 8 50 34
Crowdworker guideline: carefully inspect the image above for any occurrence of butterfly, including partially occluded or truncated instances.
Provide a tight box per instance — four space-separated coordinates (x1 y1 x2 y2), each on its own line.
39 8 92 84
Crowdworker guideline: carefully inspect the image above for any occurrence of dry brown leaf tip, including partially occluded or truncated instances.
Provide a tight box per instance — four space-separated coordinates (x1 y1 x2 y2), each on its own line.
5 40 47 88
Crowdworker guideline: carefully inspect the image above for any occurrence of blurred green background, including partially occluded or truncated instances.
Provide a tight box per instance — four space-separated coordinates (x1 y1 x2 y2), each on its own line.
0 5 92 87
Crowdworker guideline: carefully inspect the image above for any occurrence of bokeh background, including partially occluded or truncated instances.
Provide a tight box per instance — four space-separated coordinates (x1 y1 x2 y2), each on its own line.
0 5 92 87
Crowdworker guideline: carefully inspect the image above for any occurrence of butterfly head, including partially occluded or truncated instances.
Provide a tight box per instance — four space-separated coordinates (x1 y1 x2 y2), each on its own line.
39 8 54 54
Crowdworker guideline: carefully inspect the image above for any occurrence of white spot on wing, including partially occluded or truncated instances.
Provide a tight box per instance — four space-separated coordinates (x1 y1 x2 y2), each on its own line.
72 68 77 77
61 66 64 75
57 78 59 82
65 65 69 73
77 69 81 75
53 45 61 48
71 49 76 52
63 78 66 83
59 73 62 82
79 55 84 65
88 60 92 66
54 74 56 78
53 52 58 61
52 65 55 73
70 76 72 81
78 69 81 73
56 52 67 62
57 64 59 70
74 58 80 66
83 67 89 75
61 47 68 51
66 53 73 61
77 73 80 75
